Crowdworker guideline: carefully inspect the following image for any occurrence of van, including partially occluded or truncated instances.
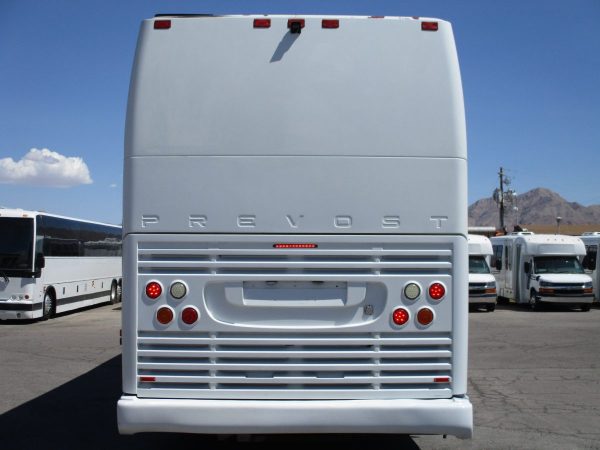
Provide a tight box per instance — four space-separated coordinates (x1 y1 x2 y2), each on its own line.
467 234 496 312
491 233 593 311
580 232 600 302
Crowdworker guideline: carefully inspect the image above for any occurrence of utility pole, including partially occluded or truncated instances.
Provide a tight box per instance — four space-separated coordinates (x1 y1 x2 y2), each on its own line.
492 167 515 233
498 167 505 230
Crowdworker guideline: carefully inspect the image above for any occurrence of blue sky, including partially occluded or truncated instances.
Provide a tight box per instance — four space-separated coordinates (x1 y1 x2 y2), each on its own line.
1 0 599 225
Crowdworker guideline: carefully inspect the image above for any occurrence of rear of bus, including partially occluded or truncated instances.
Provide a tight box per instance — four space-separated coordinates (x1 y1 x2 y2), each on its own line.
118 15 472 438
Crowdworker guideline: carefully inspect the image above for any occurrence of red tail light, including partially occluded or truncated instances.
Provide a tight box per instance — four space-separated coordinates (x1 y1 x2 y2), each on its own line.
428 282 446 300
156 306 174 325
434 376 450 383
392 308 410 326
181 307 199 325
145 281 162 299
154 20 171 30
417 307 434 326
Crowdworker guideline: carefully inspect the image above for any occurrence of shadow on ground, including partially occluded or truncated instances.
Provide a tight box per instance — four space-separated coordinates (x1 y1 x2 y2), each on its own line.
0 355 420 449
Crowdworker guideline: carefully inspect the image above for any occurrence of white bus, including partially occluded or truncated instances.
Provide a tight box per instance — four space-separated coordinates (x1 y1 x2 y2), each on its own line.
580 232 600 302
0 208 122 320
467 234 496 312
491 233 593 311
118 14 472 439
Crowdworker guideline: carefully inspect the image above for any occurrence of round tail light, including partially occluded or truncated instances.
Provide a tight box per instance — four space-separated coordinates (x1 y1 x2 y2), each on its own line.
156 306 174 324
146 281 162 299
181 307 199 325
417 307 434 326
392 308 410 326
428 282 445 300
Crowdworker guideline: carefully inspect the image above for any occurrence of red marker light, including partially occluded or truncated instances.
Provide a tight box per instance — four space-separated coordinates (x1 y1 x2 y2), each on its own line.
421 21 438 31
145 281 162 299
434 376 450 383
181 307 199 325
322 19 339 29
392 308 410 326
156 306 174 325
253 18 271 28
287 18 305 29
273 243 318 249
140 376 156 382
154 20 171 30
429 282 445 300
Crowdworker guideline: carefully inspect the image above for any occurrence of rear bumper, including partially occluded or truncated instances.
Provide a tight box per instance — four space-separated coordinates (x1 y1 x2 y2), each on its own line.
0 302 40 320
117 395 473 438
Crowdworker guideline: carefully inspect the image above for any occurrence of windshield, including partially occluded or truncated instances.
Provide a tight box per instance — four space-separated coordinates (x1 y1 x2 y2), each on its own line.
533 256 584 274
469 255 491 274
0 218 34 271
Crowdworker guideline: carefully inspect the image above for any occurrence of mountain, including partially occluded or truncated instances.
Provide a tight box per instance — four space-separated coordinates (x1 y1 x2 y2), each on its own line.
468 188 600 228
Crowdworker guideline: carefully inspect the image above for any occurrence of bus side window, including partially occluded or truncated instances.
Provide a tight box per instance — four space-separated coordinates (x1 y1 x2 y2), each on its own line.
492 245 503 270
583 245 597 271
505 246 511 270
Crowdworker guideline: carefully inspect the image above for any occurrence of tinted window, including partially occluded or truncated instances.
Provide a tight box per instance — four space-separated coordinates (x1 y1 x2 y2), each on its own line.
37 216 122 257
0 217 34 270
469 256 490 274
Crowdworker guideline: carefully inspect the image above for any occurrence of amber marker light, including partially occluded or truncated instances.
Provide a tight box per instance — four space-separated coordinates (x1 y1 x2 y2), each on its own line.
156 306 174 325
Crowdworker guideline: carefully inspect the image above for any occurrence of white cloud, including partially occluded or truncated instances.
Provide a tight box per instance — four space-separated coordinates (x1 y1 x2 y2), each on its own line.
0 148 93 187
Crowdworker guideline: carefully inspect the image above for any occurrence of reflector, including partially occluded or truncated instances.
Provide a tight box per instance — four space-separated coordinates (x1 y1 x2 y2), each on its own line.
417 307 434 326
421 21 438 31
154 20 171 30
156 306 174 324
182 307 199 325
253 18 271 28
322 19 339 29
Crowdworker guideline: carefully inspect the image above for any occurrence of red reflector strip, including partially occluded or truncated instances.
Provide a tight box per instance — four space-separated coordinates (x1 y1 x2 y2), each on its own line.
287 18 305 29
322 19 339 29
253 18 271 28
421 21 438 31
154 20 171 30
434 377 450 383
273 243 318 249
139 376 156 382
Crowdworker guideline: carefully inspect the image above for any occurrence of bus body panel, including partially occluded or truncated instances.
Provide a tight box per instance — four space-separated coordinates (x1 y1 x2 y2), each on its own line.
121 14 471 438
124 156 467 235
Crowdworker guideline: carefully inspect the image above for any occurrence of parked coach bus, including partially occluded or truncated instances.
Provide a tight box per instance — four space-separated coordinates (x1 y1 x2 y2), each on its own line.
0 208 122 320
118 15 472 439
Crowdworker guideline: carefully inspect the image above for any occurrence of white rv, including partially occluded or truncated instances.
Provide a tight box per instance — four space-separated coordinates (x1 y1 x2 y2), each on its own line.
467 234 496 311
491 233 593 311
580 232 600 302
118 14 472 439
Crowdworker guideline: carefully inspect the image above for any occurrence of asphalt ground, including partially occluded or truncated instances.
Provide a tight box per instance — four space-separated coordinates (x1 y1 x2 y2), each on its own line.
1 302 599 449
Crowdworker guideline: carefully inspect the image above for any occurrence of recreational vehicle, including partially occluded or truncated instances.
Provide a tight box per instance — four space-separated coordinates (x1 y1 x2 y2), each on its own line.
468 234 496 311
491 233 592 311
580 232 600 302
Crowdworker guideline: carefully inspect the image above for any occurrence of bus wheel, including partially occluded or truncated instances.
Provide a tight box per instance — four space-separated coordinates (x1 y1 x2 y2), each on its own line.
42 291 55 320
486 304 496 312
110 282 118 304
581 304 591 312
529 293 540 311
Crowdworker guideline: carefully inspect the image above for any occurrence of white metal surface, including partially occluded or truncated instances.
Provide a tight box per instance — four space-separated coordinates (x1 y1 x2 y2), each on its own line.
579 234 599 301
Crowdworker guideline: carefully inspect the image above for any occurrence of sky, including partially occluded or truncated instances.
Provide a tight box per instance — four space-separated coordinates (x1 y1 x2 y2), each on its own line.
1 0 599 225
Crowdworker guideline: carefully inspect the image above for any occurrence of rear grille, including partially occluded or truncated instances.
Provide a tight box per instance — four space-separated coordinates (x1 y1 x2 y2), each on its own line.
136 332 453 399
137 243 452 276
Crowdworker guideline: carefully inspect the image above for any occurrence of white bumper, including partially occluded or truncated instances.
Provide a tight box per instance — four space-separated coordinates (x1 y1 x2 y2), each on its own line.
117 395 473 438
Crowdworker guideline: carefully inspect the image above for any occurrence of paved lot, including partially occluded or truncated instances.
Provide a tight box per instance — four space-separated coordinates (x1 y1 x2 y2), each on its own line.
1 302 599 449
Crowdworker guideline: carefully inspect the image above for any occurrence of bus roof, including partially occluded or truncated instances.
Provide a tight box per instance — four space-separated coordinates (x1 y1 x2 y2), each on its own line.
0 208 121 229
